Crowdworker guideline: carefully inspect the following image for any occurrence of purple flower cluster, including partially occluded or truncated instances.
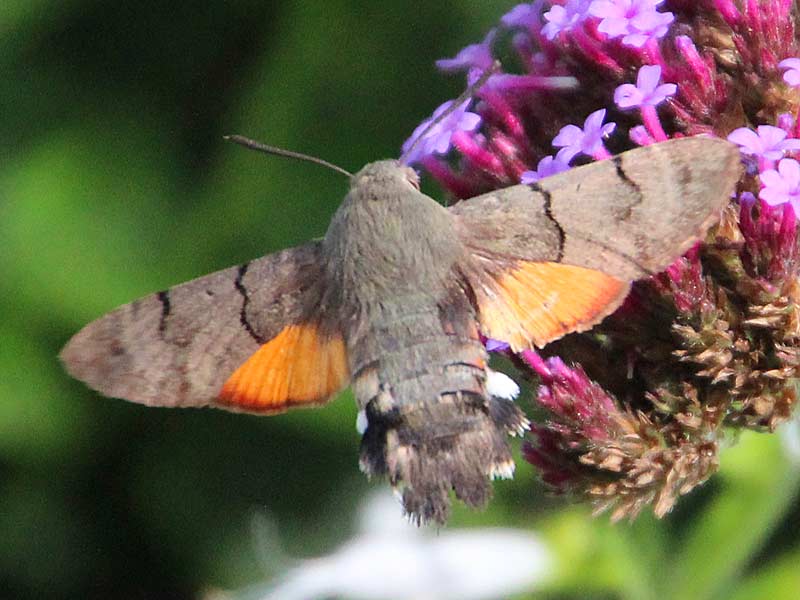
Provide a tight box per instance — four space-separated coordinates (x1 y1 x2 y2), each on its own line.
727 121 800 210
403 1 800 201
402 1 800 520
539 0 675 48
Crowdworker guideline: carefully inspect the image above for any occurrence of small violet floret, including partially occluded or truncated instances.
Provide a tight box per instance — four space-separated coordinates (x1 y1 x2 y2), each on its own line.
778 58 800 87
759 158 800 212
614 65 675 142
614 65 676 108
552 108 616 162
436 30 496 74
542 0 591 41
521 154 572 184
401 99 482 165
501 2 543 31
727 125 800 162
485 338 510 352
588 0 675 48
629 124 654 146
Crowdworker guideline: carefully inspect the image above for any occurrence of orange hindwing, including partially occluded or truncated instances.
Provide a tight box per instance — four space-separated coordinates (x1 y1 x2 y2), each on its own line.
218 324 349 413
478 261 629 350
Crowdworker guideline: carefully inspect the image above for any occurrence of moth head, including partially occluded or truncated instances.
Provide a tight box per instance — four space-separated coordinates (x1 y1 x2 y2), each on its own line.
351 160 421 197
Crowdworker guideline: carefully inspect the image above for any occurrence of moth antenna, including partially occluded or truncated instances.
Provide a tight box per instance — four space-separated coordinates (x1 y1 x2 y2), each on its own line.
399 60 501 164
224 135 353 178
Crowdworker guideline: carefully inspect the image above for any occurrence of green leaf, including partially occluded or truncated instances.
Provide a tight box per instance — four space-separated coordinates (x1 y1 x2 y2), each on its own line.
667 432 800 600
726 550 800 600
540 508 666 600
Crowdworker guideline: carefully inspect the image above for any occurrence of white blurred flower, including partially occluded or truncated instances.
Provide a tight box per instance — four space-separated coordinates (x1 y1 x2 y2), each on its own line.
251 491 552 600
780 415 800 465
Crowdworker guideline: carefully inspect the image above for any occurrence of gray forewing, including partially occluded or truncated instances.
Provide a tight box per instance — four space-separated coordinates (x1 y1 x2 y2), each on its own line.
60 243 324 408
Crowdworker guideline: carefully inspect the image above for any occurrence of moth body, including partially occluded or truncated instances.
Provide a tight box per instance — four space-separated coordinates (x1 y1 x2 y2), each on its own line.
324 161 527 523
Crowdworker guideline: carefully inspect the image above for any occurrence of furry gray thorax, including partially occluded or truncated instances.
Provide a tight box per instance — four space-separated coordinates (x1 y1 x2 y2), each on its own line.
324 160 464 298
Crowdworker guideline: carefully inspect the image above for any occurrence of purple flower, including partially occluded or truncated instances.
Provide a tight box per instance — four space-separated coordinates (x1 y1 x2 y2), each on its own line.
552 108 616 162
588 0 675 48
759 158 800 211
739 191 757 205
629 124 654 145
501 2 543 31
778 58 800 87
542 0 591 41
614 65 675 141
614 65 676 108
778 112 795 133
521 154 572 183
727 125 800 161
436 30 496 74
485 338 510 352
400 99 482 165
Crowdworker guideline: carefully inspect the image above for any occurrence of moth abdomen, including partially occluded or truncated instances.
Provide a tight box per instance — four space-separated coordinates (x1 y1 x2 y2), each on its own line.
348 288 529 524
356 355 525 524
360 390 521 525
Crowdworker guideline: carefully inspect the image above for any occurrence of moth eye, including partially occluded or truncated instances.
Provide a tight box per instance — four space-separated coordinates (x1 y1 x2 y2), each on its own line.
405 167 420 190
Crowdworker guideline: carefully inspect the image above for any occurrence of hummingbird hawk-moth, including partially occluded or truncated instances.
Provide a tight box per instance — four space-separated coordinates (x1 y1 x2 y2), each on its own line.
61 137 741 524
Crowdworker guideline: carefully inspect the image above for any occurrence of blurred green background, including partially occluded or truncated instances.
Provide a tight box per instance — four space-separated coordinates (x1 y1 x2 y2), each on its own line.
1 1 799 599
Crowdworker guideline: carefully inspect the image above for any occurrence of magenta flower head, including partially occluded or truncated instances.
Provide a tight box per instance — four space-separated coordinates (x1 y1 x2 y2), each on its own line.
739 192 799 286
402 1 800 520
